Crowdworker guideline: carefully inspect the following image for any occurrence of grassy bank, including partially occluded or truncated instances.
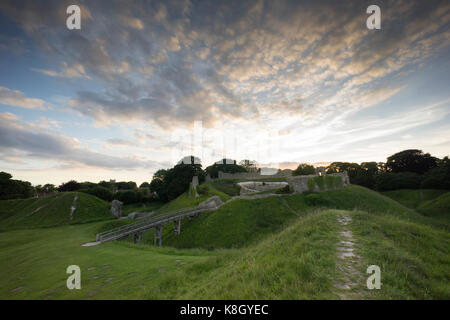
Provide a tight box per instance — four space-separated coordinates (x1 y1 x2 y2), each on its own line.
0 192 112 231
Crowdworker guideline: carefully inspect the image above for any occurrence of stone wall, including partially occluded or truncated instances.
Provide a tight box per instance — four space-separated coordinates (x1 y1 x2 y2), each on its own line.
218 170 292 179
286 172 350 194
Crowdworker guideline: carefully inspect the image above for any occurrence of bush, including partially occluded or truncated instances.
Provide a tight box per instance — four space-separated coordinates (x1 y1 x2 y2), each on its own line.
325 175 342 189
58 180 81 192
197 184 209 195
275 185 292 194
114 190 143 205
421 159 450 189
0 172 34 200
307 178 316 192
80 186 113 202
374 172 422 191
305 194 330 206
149 161 206 202
293 163 315 176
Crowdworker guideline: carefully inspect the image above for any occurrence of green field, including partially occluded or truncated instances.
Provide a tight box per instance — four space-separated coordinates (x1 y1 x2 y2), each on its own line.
0 186 449 299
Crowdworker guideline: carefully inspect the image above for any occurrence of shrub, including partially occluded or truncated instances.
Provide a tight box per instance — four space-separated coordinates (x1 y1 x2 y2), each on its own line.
421 159 450 189
305 194 329 206
325 175 342 189
307 178 316 192
58 180 81 192
197 184 209 195
275 185 292 194
293 163 315 176
114 190 143 205
80 186 113 202
0 172 34 200
314 176 325 191
374 172 422 191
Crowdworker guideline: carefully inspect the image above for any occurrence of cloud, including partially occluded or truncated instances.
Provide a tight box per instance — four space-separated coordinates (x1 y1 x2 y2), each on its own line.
105 138 138 147
0 86 46 109
32 62 90 79
1 0 448 129
0 113 161 169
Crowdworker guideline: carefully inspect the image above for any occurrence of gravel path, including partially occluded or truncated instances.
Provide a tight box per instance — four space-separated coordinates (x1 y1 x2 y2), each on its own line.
334 212 363 300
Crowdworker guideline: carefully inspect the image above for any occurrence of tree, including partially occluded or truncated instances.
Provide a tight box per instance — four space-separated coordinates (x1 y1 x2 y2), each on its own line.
42 184 57 193
139 182 150 188
374 172 422 191
81 186 113 201
421 156 450 189
149 157 206 202
153 169 168 181
0 172 34 200
116 181 137 190
326 162 360 182
353 162 379 189
0 172 12 180
58 180 81 192
205 159 247 178
292 163 315 176
386 149 438 174
114 190 142 205
239 160 258 173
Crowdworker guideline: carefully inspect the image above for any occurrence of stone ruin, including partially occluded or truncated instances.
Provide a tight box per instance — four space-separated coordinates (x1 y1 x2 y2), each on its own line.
110 199 123 218
188 175 199 198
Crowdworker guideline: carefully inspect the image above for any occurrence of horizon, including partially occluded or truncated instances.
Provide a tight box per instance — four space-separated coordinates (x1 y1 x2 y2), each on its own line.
1 0 449 186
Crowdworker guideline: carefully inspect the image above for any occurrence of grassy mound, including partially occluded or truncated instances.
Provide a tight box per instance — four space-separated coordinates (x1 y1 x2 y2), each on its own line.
179 208 450 299
417 192 450 218
151 196 300 249
129 185 426 249
0 192 112 230
171 209 340 299
206 179 241 196
382 189 448 209
1 185 449 299
154 184 231 215
351 210 450 299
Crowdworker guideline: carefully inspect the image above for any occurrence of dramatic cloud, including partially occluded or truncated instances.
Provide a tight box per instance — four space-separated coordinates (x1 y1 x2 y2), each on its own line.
0 0 448 184
0 113 160 169
1 0 448 128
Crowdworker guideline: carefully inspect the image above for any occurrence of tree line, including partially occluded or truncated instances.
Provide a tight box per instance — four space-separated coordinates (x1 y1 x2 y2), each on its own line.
293 149 450 191
1 149 448 203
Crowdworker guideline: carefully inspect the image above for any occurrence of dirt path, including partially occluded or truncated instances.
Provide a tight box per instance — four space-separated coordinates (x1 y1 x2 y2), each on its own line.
334 212 364 300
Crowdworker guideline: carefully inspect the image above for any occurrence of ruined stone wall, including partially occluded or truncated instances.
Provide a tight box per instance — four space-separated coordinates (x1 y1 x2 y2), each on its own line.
287 172 350 194
218 171 292 179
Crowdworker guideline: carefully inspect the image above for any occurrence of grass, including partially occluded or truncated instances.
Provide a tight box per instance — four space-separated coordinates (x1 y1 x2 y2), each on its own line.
176 210 340 299
207 179 241 196
122 201 165 216
0 192 112 231
350 210 450 299
0 185 449 299
136 196 300 249
0 221 212 299
417 192 450 218
382 189 448 209
125 185 449 249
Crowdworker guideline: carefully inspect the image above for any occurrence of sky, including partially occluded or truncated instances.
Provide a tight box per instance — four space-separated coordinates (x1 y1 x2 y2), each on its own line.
0 0 449 186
